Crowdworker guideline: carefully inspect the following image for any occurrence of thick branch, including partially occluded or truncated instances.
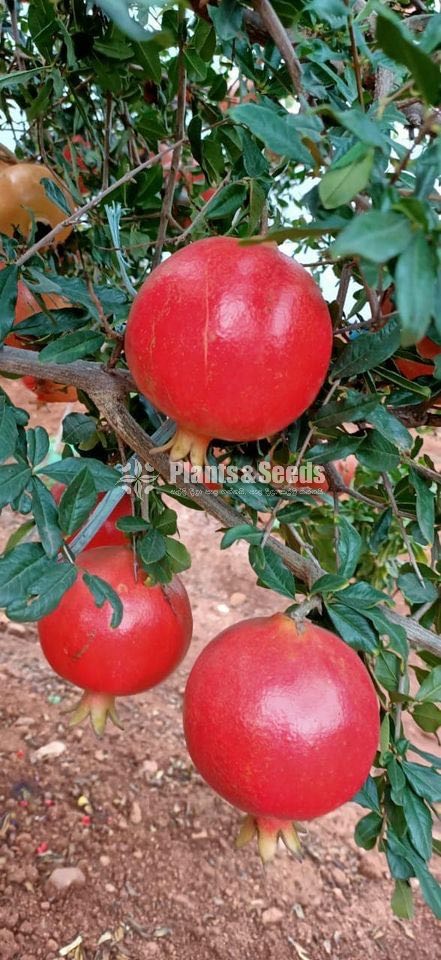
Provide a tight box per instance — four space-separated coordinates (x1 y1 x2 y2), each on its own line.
0 347 439 656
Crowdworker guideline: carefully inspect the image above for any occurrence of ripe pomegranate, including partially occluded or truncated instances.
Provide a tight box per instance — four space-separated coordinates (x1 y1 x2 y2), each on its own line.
0 161 74 246
38 546 193 734
184 613 379 860
52 483 132 549
0 263 70 348
125 238 332 464
22 376 78 404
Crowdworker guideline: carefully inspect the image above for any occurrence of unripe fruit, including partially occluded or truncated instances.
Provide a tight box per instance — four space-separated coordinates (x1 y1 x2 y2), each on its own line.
184 613 379 860
38 546 193 734
125 237 332 465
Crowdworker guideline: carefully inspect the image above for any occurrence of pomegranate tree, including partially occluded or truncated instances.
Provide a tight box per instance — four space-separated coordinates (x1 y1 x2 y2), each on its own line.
184 613 379 860
38 546 193 734
125 237 332 465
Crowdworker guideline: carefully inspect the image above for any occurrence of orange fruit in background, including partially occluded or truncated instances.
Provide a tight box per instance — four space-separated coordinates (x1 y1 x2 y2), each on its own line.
22 376 78 404
0 161 75 246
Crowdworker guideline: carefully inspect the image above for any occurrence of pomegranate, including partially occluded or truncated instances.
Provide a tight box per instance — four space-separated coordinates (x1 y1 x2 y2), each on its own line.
0 161 74 246
52 483 132 549
184 613 379 860
22 376 78 404
125 237 332 464
38 546 193 734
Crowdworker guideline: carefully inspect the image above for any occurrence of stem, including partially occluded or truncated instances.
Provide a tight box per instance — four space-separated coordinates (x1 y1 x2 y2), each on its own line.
252 0 303 98
348 16 364 110
151 13 187 269
382 472 424 586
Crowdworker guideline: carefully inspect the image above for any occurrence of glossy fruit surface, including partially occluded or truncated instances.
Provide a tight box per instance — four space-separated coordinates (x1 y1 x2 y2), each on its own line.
52 483 132 549
125 237 332 464
22 376 78 404
0 162 74 245
184 614 379 846
38 546 193 733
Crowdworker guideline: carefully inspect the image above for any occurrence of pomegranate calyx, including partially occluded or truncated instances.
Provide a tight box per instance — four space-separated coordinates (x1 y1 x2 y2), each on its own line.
154 426 210 467
236 814 303 863
68 691 124 737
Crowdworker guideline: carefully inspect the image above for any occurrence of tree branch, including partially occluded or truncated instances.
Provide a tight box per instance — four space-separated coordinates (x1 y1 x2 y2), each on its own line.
0 347 439 656
252 0 303 98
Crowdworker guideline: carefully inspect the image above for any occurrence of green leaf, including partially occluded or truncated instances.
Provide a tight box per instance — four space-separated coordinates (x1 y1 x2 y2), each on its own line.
158 485 203 510
0 543 49 607
368 405 412 452
231 104 311 164
6 560 77 622
27 0 56 58
39 458 119 492
354 812 382 850
370 509 392 552
387 757 406 805
220 524 263 549
306 0 348 27
332 109 387 149
387 831 441 918
413 702 441 733
415 665 441 703
26 426 49 467
319 148 374 209
0 398 18 462
0 463 32 508
332 212 414 263
115 516 149 533
240 130 269 179
4 519 36 553
31 477 63 558
395 234 437 342
337 581 388 609
62 413 99 447
204 183 247 220
249 545 296 600
354 775 382 815
41 177 72 216
325 602 379 653
401 760 441 803
398 572 438 605
58 468 97 537
82 572 123 629
357 432 400 473
330 320 401 379
402 787 432 860
391 880 414 921
307 436 362 463
0 265 18 342
95 0 160 42
164 537 191 572
0 68 45 91
139 528 167 566
152 508 177 536
39 330 104 363
312 390 380 429
375 650 401 691
208 0 243 41
376 9 441 106
337 517 362 578
410 469 435 546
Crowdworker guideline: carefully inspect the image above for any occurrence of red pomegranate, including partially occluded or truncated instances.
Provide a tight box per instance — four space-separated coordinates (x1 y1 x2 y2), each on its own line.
22 376 78 404
38 546 193 734
52 483 132 550
184 613 379 860
125 238 332 465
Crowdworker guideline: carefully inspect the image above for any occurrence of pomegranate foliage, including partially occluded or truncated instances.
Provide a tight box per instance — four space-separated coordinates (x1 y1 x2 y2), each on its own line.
0 0 440 921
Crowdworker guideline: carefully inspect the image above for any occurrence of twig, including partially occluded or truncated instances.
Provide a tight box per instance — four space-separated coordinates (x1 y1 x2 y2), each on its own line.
102 92 113 191
0 346 440 655
261 380 340 547
336 262 353 320
382 472 424 586
172 173 231 246
14 141 187 267
390 113 437 186
151 14 187 268
348 16 364 110
252 0 303 98
86 278 123 342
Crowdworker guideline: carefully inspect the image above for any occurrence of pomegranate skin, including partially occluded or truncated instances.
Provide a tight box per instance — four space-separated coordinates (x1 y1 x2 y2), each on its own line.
38 546 193 696
125 238 332 446
184 614 379 821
